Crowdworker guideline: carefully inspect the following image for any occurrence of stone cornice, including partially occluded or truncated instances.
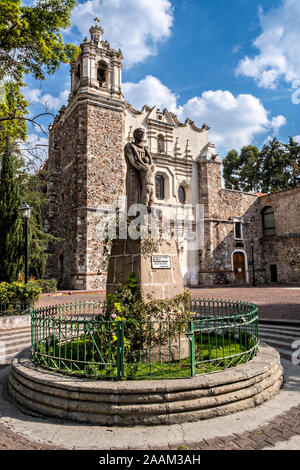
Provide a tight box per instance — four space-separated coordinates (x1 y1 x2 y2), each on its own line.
169 113 210 132
125 102 154 115
222 188 259 197
125 102 210 134
154 153 194 170
147 119 174 131
52 90 126 128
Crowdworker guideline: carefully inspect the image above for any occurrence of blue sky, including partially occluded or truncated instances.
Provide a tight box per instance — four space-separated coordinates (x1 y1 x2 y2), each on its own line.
23 0 300 161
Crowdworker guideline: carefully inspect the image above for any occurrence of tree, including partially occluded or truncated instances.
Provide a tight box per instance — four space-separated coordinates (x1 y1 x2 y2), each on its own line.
259 138 300 193
284 137 300 188
20 166 55 279
223 146 261 192
0 140 23 282
238 146 261 192
0 0 78 280
0 140 56 282
222 149 240 191
0 81 28 154
0 0 78 84
223 139 300 193
0 0 79 149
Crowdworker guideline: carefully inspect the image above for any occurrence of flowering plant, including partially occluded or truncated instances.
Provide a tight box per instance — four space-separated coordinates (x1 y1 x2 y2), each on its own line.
0 280 42 308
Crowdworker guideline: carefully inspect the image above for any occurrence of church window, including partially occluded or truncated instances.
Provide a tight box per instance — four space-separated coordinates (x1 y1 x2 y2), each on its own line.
178 186 186 204
75 64 81 80
157 135 165 153
155 175 165 200
234 221 243 240
262 207 276 237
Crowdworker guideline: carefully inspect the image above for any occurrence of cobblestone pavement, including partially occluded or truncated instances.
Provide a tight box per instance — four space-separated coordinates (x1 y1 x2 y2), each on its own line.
0 286 299 450
169 405 300 451
36 286 300 320
0 421 61 450
189 286 300 320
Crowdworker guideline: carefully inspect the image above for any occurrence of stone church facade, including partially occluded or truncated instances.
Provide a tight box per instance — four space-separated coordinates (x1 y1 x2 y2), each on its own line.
43 21 300 290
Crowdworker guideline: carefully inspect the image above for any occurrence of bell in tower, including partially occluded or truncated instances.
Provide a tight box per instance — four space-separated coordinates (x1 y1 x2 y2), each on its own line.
97 62 107 88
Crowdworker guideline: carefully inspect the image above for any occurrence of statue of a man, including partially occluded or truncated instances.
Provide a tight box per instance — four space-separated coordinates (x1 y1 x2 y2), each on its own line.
124 128 155 207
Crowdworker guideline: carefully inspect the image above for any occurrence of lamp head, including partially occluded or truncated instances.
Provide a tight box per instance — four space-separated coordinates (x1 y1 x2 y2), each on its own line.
20 202 31 220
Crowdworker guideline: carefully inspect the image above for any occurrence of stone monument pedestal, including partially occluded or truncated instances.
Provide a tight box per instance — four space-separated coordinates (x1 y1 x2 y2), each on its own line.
106 236 184 300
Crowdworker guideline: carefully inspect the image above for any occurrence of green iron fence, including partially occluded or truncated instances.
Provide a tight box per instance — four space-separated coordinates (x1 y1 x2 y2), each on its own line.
31 299 259 380
0 303 31 316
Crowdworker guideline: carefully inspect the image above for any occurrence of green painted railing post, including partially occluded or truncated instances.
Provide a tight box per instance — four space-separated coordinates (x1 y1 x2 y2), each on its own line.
117 321 125 380
188 321 196 377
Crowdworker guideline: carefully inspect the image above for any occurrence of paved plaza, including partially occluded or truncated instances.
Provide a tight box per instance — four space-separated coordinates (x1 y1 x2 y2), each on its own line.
0 286 299 450
36 285 300 320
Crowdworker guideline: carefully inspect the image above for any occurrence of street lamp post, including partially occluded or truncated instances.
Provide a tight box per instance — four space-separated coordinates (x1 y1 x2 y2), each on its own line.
20 202 31 284
250 239 256 287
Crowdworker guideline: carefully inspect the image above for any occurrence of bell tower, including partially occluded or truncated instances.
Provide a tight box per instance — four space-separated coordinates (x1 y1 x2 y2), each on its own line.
46 19 126 290
70 18 123 100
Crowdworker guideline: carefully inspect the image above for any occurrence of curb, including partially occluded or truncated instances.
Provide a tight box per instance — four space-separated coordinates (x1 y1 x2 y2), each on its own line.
0 359 299 450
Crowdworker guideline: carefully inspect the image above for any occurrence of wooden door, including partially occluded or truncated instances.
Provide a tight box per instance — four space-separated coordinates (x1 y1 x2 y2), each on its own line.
233 252 246 280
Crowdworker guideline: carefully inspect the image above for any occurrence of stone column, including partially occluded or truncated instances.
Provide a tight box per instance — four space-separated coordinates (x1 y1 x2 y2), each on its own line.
81 42 90 86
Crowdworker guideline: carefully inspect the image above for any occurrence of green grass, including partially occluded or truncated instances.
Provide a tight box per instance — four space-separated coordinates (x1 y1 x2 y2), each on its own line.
34 333 258 380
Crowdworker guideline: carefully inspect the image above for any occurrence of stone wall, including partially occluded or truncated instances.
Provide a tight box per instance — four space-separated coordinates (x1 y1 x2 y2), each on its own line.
198 160 263 285
197 160 300 286
44 91 299 290
258 187 300 284
44 99 126 290
44 104 88 289
85 104 126 290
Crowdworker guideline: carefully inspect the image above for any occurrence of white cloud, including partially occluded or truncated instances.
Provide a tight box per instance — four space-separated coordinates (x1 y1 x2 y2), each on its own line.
179 91 286 150
71 0 173 68
123 75 178 112
233 44 242 54
270 115 287 134
294 135 300 144
24 87 69 111
20 133 49 168
236 0 300 89
123 76 286 152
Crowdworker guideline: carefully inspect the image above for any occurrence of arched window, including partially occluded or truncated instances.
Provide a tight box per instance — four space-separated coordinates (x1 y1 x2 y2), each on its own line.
262 207 276 237
75 64 81 80
178 186 186 204
234 220 243 240
155 175 165 200
97 62 107 87
157 135 165 153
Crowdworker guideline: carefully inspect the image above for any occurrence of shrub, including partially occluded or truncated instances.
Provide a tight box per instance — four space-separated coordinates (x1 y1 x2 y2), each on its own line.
35 278 57 293
104 273 193 351
0 280 42 306
0 282 15 304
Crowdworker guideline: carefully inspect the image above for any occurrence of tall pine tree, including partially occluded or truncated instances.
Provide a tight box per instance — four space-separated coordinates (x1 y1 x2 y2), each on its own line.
0 140 23 282
20 166 52 279
223 146 261 192
223 138 300 193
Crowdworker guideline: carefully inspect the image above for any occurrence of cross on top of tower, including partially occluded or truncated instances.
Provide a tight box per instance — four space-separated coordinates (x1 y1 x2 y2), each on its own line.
89 17 104 45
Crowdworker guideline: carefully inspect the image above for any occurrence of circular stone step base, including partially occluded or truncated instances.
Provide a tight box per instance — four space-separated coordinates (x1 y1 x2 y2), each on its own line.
8 345 283 426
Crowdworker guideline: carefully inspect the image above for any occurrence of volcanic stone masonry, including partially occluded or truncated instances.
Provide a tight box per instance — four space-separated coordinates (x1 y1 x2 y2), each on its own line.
43 19 300 290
